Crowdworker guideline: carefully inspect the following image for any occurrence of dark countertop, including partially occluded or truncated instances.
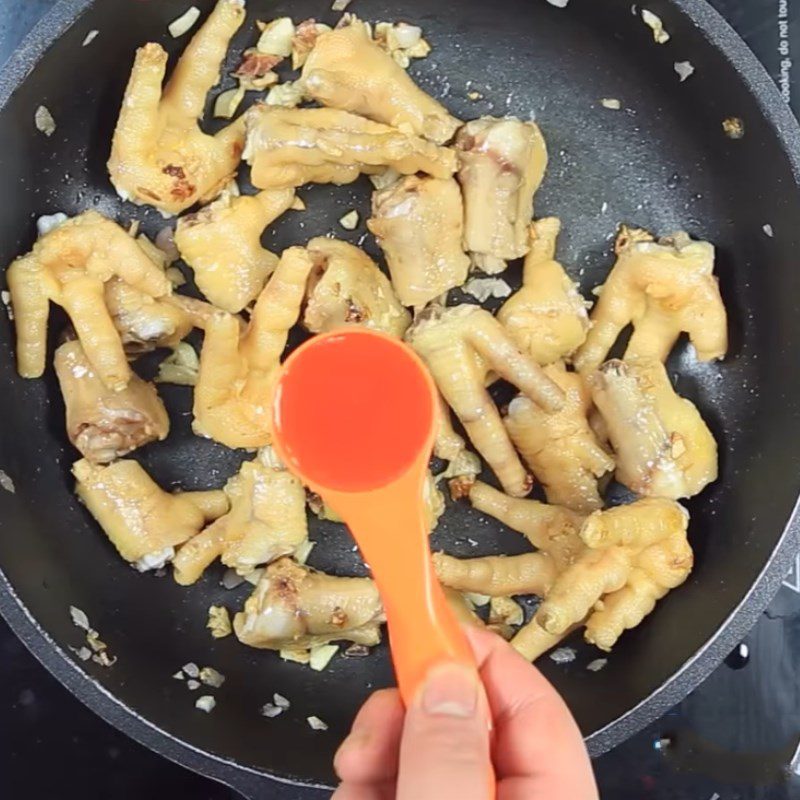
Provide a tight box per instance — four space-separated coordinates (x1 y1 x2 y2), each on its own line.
1 1 800 798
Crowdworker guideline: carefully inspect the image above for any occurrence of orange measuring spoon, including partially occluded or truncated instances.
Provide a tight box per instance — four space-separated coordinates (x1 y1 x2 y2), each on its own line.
271 328 475 705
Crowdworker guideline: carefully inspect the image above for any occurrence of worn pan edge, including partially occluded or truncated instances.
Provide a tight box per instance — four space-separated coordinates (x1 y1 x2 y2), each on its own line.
0 1 330 793
585 0 800 755
0 0 798 792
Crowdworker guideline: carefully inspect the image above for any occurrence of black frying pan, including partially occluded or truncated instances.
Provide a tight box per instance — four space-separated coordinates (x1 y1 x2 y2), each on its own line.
1 0 800 796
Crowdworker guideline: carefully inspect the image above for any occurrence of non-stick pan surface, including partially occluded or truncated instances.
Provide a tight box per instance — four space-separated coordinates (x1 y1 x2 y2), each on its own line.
1 0 800 794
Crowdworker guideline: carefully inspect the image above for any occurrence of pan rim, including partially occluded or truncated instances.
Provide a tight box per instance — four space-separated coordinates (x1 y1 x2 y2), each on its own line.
0 0 799 792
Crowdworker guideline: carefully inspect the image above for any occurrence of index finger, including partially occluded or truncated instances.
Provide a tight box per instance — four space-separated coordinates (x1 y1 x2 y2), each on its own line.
464 626 598 799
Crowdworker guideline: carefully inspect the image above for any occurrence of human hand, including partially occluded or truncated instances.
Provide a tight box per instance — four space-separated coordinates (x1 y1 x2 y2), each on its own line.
332 625 598 800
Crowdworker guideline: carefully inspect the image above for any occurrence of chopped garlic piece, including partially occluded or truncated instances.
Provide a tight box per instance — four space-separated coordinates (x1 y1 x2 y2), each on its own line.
397 24 424 50
82 30 99 47
763 224 774 238
244 568 264 586
134 546 175 572
307 715 329 731
261 703 283 717
214 86 245 119
274 692 291 708
34 105 56 136
291 196 306 211
310 644 339 671
550 646 577 664
195 695 216 713
92 651 117 667
331 0 353 9
200 666 226 688
344 643 370 657
169 6 201 38
545 0 570 6
207 605 232 639
85 629 106 652
587 658 608 672
600 98 621 110
182 662 200 678
265 80 306 108
280 648 311 664
165 267 186 287
723 116 745 139
294 539 316 565
674 61 695 82
36 211 69 236
172 671 185 680
257 444 284 469
187 679 201 690
463 592 491 608
1 291 12 320
257 17 296 57
69 606 90 630
221 568 245 590
369 168 401 190
72 646 92 661
374 21 431 67
641 9 670 43
338 210 359 230
436 450 481 483
463 277 512 302
467 90 484 101
156 343 200 386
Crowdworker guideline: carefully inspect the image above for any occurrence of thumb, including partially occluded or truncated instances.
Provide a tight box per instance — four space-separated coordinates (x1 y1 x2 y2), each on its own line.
396 662 493 800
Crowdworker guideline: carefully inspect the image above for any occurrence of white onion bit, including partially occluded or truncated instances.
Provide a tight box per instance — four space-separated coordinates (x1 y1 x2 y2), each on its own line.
674 61 695 82
0 469 15 494
69 606 90 630
169 7 201 38
182 662 200 678
35 106 56 136
549 647 577 664
195 695 217 713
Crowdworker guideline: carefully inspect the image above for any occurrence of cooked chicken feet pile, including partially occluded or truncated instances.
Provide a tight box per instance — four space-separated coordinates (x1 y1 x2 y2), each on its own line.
4 0 729 672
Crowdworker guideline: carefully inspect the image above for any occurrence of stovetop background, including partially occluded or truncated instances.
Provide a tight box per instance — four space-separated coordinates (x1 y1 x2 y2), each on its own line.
0 1 798 798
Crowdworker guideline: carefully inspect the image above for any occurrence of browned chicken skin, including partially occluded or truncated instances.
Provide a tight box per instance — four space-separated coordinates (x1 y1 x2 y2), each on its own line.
107 0 247 215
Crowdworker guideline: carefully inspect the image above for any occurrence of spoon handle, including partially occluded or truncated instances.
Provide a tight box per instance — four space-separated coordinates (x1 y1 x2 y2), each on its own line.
325 465 474 705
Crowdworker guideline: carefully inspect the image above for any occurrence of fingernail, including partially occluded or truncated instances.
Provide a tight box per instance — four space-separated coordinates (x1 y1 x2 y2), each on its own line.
421 663 478 718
